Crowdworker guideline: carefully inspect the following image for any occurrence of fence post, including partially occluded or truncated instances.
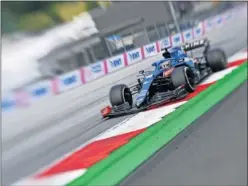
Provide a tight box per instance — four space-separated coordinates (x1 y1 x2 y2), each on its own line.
168 1 181 33
120 36 127 53
154 23 161 40
89 46 97 63
82 50 90 66
131 28 137 47
142 22 150 44
104 37 113 57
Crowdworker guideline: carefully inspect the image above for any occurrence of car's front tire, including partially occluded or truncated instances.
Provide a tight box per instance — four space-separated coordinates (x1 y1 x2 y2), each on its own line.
171 66 195 93
109 84 133 107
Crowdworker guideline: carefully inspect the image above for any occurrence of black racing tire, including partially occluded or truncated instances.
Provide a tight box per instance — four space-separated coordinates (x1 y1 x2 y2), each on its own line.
205 48 227 72
171 66 195 93
109 84 133 107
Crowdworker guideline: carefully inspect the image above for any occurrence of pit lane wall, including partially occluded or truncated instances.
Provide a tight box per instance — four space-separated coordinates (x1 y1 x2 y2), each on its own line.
0 8 237 112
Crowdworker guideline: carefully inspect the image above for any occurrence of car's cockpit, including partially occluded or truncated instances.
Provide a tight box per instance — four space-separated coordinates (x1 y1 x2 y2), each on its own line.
163 47 187 59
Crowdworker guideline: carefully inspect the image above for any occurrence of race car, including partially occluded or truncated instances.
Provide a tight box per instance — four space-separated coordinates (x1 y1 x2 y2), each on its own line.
101 38 227 118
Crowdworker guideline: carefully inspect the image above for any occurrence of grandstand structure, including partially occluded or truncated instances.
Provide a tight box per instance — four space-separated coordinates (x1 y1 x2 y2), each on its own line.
38 1 176 76
39 1 232 77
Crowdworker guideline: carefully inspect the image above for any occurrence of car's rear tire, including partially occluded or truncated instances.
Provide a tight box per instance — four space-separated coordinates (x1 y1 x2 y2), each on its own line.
171 66 195 93
205 48 227 72
109 84 133 107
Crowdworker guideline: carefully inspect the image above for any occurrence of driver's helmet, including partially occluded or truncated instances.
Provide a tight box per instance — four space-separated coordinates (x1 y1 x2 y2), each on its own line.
169 47 187 59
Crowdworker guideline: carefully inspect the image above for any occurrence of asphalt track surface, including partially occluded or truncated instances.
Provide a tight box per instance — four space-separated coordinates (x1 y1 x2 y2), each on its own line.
2 7 247 185
120 82 247 186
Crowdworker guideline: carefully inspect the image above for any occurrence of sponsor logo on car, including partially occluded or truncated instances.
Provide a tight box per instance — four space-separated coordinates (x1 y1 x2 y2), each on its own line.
184 39 205 50
193 39 204 46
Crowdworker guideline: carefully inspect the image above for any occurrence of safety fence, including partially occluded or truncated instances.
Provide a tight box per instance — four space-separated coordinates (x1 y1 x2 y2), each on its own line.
1 8 237 112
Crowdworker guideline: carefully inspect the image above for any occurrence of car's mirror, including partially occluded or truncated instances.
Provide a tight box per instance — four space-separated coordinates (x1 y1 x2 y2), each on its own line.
152 63 157 67
139 70 144 74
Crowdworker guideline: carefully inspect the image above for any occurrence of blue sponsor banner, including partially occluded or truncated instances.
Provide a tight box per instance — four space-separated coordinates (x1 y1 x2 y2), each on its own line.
195 28 201 35
58 70 82 93
163 38 170 47
193 22 204 38
1 99 16 111
160 37 171 49
106 54 125 72
129 51 140 60
31 87 48 97
143 43 158 58
207 20 213 29
172 33 182 46
173 35 181 43
145 45 155 54
84 61 105 82
185 32 191 39
25 80 54 99
109 57 122 68
204 18 214 32
127 48 142 64
217 16 223 25
62 75 77 86
183 29 193 42
91 63 102 73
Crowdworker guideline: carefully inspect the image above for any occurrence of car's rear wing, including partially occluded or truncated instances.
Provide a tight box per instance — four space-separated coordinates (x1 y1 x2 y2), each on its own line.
182 38 210 54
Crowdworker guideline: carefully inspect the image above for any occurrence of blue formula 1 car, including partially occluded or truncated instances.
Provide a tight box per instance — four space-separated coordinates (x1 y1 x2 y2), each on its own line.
101 38 227 118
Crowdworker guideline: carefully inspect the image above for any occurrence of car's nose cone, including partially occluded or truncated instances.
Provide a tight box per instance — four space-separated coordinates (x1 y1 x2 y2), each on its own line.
135 97 144 108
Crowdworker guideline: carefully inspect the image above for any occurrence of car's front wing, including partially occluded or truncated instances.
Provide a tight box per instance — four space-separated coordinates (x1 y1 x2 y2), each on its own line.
102 85 187 119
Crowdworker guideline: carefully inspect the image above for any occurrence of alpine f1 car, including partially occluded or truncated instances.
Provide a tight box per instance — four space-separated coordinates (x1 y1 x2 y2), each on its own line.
101 38 227 118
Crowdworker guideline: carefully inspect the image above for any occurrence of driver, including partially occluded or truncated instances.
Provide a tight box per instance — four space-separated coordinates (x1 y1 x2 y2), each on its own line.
162 48 171 58
162 47 201 79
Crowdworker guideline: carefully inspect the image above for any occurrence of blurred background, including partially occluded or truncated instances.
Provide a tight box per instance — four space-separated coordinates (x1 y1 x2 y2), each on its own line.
2 1 237 93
